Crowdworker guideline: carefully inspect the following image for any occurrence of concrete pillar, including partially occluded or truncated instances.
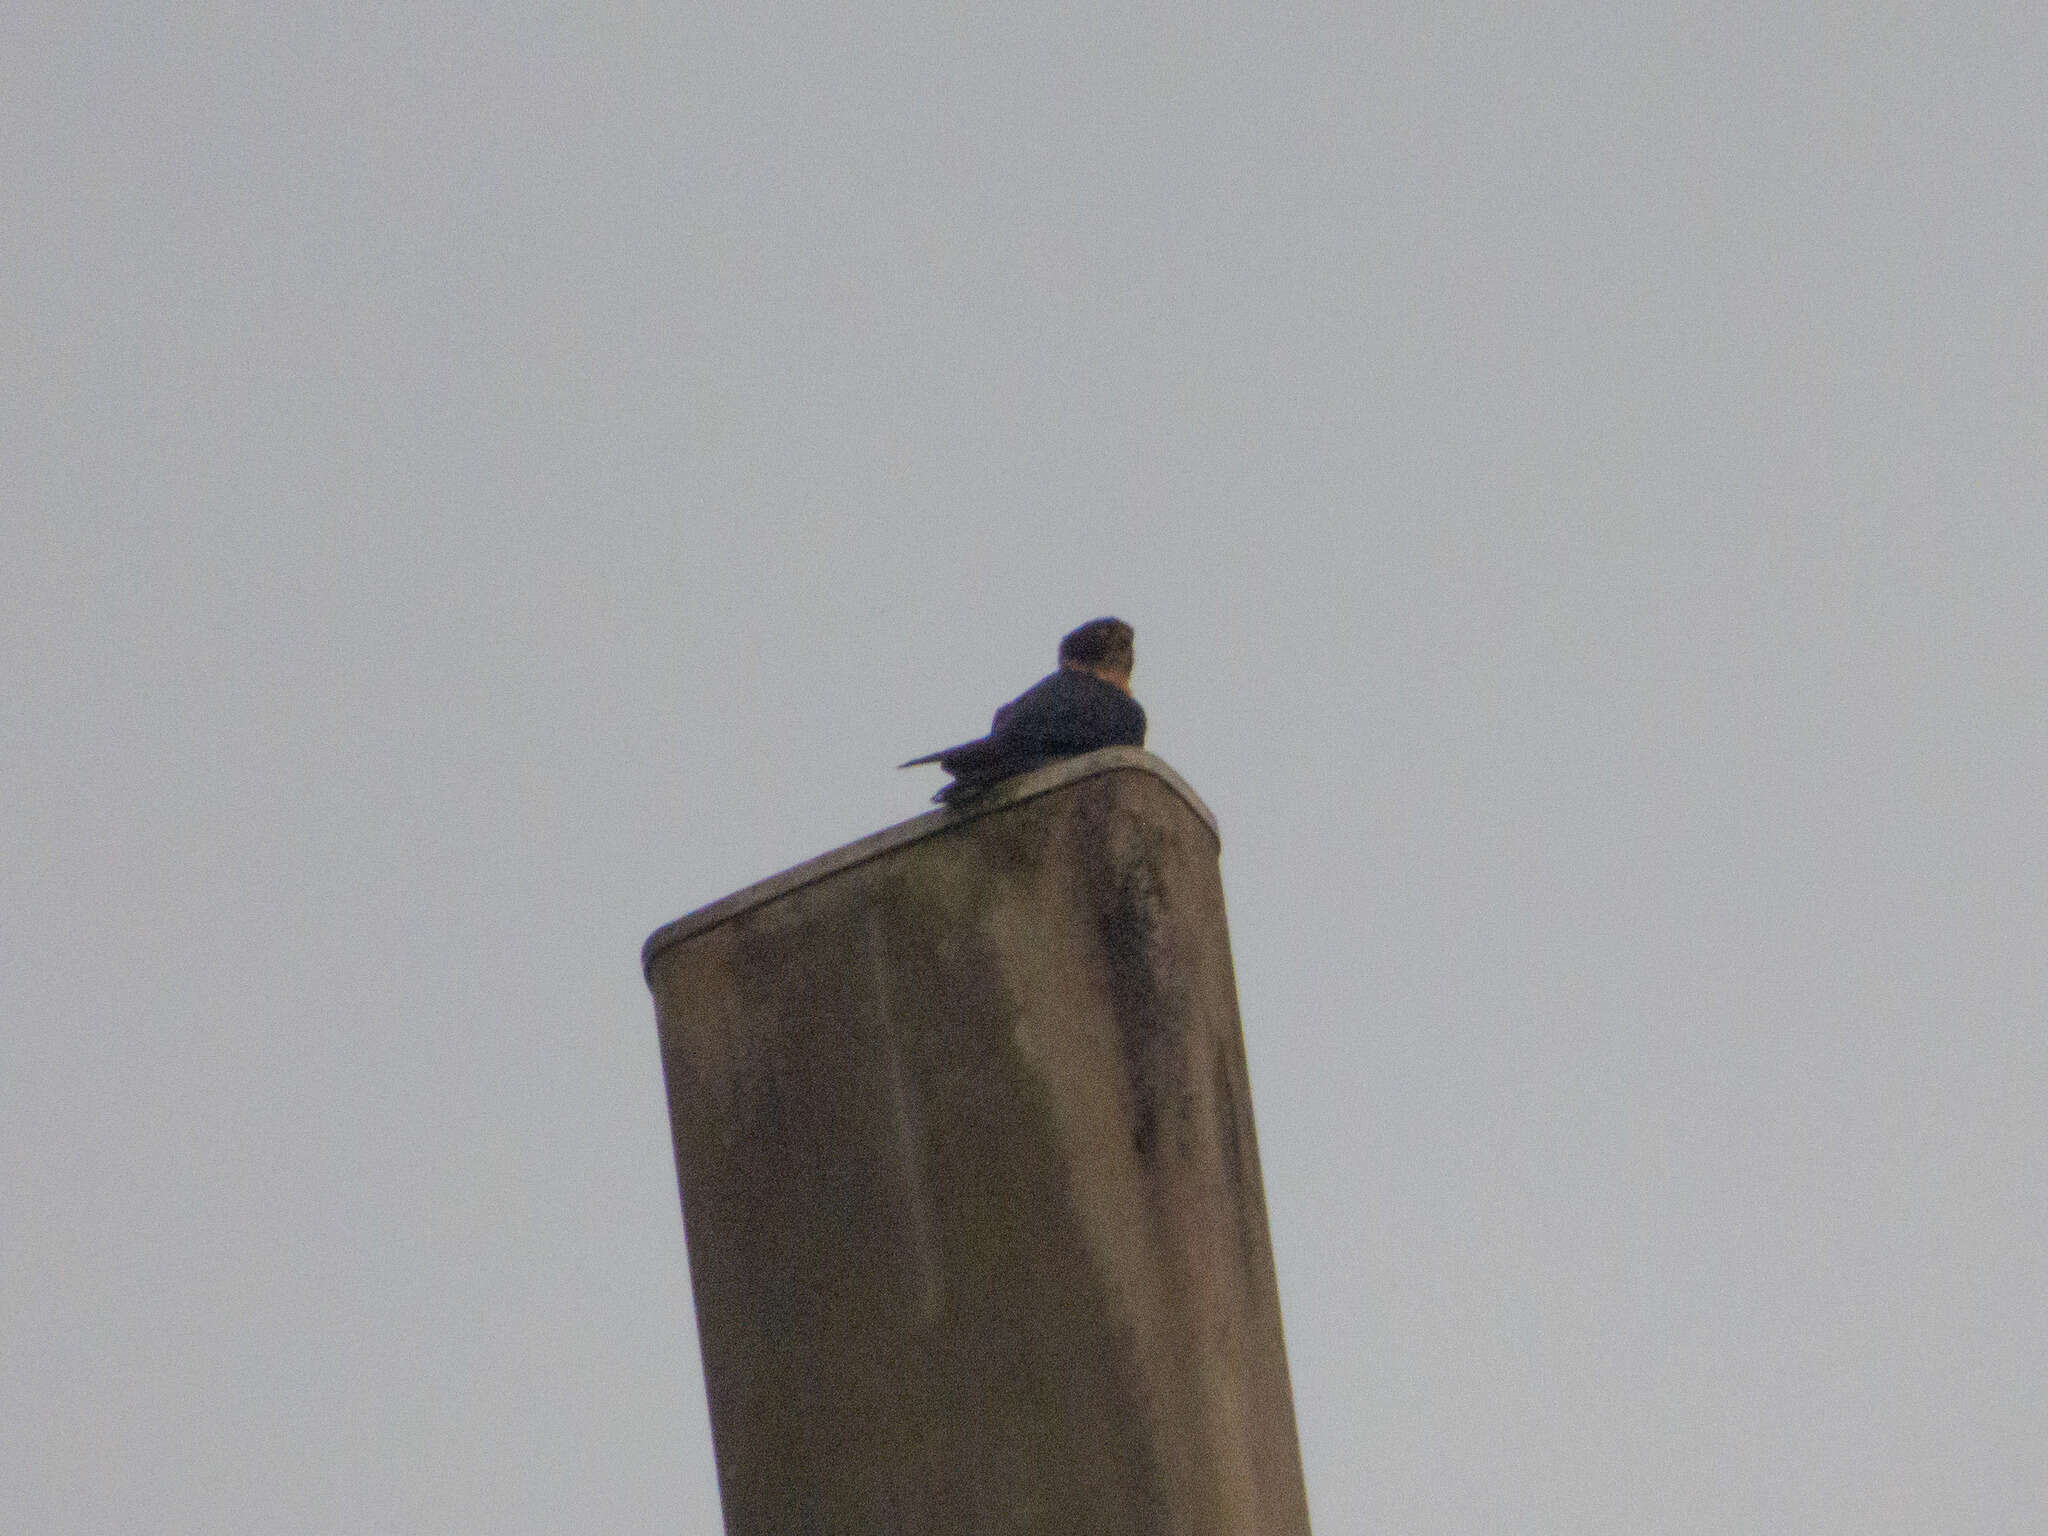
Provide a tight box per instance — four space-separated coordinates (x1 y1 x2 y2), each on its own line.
642 747 1311 1535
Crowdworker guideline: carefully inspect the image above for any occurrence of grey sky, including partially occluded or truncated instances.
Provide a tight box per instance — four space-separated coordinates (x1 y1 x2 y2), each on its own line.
6 5 2043 1531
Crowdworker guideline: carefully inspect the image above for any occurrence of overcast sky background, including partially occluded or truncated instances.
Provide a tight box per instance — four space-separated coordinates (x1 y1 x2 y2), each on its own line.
6 5 2044 1532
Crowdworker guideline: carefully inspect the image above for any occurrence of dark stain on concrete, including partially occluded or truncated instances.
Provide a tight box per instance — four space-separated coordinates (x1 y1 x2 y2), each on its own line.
1074 778 1192 1166
1213 1040 1265 1303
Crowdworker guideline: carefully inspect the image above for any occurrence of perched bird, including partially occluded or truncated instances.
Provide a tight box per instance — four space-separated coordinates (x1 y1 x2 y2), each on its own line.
902 617 1147 804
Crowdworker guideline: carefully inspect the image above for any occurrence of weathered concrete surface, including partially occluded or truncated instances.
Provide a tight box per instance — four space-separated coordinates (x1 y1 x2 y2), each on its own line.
643 748 1310 1535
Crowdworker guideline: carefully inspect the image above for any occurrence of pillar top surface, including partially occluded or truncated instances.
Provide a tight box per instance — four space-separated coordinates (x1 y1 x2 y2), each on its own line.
640 747 1218 978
